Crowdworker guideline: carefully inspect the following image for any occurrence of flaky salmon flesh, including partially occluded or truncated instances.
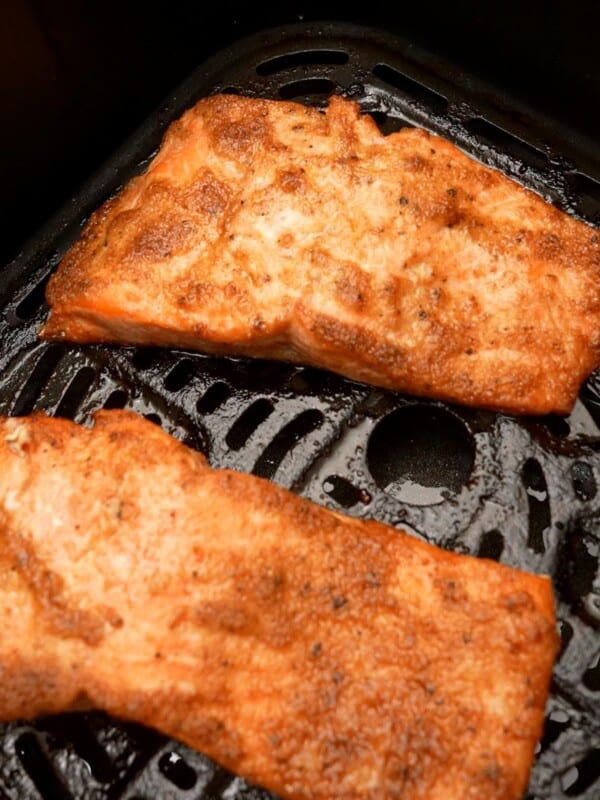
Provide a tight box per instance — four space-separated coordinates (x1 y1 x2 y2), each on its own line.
40 93 600 415
0 409 558 800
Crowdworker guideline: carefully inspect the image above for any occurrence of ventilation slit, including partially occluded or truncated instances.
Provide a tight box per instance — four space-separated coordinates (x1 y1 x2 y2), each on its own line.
561 749 600 795
15 274 51 321
253 409 324 479
225 399 274 451
15 732 74 800
196 382 231 414
164 359 195 392
372 63 447 112
571 461 597 501
477 529 505 561
557 524 599 627
103 389 129 410
365 111 411 135
278 78 336 101
541 414 571 437
217 85 241 96
11 346 65 416
558 619 574 660
581 372 600 428
465 117 548 169
571 172 600 223
288 367 332 393
522 458 551 553
257 50 348 75
158 751 198 790
538 709 570 752
131 348 162 370
323 475 371 508
201 765 236 798
582 653 600 691
573 172 600 202
59 715 116 783
55 367 96 420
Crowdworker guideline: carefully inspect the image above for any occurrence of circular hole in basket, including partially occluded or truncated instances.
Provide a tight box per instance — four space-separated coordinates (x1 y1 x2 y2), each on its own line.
366 404 475 505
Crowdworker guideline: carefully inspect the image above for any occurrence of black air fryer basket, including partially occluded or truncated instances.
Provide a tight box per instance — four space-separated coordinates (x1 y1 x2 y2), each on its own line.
1 18 599 800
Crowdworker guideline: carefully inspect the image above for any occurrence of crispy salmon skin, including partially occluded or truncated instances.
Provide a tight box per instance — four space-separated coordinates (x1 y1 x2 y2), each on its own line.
0 409 558 800
39 93 600 415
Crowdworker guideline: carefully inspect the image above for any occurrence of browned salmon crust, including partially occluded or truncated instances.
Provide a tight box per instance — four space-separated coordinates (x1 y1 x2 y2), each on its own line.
40 94 600 415
0 409 558 800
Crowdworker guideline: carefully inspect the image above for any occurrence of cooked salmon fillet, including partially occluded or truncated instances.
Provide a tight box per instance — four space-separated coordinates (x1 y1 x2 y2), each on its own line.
39 93 600 415
0 409 558 800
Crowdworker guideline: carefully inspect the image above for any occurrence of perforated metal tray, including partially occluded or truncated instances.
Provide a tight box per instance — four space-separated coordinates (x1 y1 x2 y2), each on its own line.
0 21 599 800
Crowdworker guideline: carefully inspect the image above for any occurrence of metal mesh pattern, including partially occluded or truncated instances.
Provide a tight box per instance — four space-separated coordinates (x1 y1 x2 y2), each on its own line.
0 21 599 800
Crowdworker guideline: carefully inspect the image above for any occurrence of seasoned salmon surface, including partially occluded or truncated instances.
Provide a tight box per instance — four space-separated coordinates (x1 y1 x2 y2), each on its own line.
40 94 600 415
0 409 558 800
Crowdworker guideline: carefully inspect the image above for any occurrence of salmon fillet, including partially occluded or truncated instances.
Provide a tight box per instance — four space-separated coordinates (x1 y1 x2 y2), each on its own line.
0 409 558 800
39 93 600 415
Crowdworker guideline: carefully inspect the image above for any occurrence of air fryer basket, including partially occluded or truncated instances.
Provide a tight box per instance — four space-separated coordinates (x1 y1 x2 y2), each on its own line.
1 21 599 800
